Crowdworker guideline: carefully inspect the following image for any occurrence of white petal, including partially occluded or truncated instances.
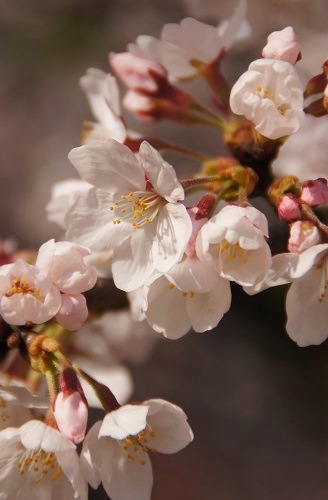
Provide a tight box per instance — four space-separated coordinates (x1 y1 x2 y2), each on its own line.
166 256 219 293
80 421 107 489
153 203 192 273
66 188 132 252
139 142 184 202
143 399 193 454
100 405 149 440
68 139 145 195
187 277 231 332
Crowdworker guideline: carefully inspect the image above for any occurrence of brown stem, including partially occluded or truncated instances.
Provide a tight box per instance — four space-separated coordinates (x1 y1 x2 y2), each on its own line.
301 204 328 241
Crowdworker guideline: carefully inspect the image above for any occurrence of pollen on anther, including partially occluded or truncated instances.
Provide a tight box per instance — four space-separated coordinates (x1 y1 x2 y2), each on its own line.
168 283 175 289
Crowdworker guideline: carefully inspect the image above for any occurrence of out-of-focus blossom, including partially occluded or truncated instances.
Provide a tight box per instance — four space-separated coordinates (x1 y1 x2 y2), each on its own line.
300 178 328 206
262 27 301 65
46 179 92 230
0 385 32 430
67 139 192 292
288 221 320 253
81 399 193 500
155 0 247 81
272 115 328 181
277 193 301 220
110 52 166 93
75 309 157 364
0 377 48 410
0 259 61 325
230 58 305 140
0 420 88 499
197 205 272 287
80 68 126 144
36 240 97 295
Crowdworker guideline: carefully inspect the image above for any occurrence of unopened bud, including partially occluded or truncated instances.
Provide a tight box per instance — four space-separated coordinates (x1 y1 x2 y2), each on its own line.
267 176 301 206
55 293 88 331
288 221 321 253
277 194 301 221
54 368 88 444
262 27 301 65
300 178 328 206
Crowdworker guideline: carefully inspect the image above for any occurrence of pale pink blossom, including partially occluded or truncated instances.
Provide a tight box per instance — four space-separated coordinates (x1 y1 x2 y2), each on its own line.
0 259 61 326
197 205 272 287
277 193 301 221
81 399 193 500
0 420 87 499
230 58 304 140
262 27 301 65
123 90 157 123
288 221 320 253
36 239 97 295
300 178 328 206
55 293 88 331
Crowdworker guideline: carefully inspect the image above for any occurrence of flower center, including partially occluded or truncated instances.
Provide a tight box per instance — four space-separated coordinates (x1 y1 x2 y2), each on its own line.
220 241 248 264
168 282 195 298
120 426 157 466
256 86 290 115
17 449 62 484
110 190 164 229
6 278 42 301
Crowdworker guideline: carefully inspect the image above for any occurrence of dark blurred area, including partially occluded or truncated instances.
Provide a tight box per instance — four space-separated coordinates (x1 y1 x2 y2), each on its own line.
2 1 328 498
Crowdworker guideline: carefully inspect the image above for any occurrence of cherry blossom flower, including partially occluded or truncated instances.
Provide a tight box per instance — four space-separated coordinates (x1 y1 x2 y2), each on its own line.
262 27 301 65
110 52 166 93
0 259 61 326
230 58 305 140
272 115 328 181
197 205 272 287
0 377 48 410
288 221 321 254
80 68 126 144
81 399 193 500
0 420 87 499
155 0 247 81
138 207 231 339
36 239 97 295
66 139 192 292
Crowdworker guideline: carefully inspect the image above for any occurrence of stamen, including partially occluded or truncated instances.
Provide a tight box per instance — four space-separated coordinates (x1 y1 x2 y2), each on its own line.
6 278 42 301
110 190 164 230
17 449 62 484
220 241 248 264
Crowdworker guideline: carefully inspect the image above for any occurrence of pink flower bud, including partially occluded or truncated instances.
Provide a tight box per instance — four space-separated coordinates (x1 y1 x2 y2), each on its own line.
54 368 88 444
55 293 88 331
277 194 301 221
288 221 321 253
262 27 301 65
300 178 328 206
110 52 166 93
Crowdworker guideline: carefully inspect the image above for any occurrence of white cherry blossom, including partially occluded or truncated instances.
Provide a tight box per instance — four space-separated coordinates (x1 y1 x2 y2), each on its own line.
81 399 193 500
66 139 192 292
0 259 61 326
197 205 272 287
230 58 305 140
0 385 32 430
272 115 328 181
0 420 87 499
80 68 126 144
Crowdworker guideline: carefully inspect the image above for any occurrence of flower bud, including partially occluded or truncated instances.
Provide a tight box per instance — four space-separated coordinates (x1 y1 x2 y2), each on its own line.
262 27 301 65
288 221 321 253
110 52 166 93
267 176 301 206
54 368 88 444
300 178 328 206
277 194 301 221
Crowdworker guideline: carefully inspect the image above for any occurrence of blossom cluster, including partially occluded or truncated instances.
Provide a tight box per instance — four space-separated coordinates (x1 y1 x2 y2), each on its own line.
1 0 328 498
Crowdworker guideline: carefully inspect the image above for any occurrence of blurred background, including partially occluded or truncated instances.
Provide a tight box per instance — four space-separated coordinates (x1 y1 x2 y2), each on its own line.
1 0 328 498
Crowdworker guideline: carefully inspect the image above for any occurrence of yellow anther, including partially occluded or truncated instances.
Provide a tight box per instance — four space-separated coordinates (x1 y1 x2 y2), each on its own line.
181 291 188 297
168 283 175 289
